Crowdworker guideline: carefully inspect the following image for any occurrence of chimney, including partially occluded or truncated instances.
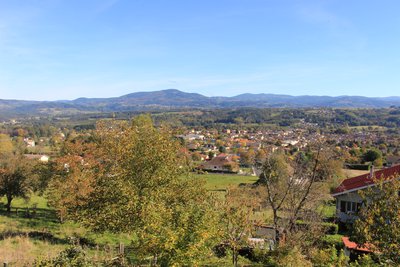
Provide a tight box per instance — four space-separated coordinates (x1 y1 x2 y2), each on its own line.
369 165 375 179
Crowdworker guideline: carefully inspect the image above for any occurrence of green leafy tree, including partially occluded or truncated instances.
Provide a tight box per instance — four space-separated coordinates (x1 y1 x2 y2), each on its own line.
363 149 382 165
353 178 400 264
257 146 339 247
0 154 34 212
51 115 220 265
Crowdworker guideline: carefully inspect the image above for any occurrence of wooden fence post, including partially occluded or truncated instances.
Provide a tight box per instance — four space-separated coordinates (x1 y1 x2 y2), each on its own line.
119 242 124 255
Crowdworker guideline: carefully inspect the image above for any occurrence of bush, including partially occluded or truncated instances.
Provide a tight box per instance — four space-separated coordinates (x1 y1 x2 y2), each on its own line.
349 254 380 266
264 246 312 267
34 246 91 267
345 164 370 170
320 234 344 249
322 222 339 235
310 246 348 267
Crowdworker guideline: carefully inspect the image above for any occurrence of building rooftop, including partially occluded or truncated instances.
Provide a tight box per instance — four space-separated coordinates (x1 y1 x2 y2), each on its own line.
332 164 400 196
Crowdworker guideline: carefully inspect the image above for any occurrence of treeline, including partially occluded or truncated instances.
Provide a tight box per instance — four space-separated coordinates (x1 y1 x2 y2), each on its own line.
5 107 400 132
150 107 400 128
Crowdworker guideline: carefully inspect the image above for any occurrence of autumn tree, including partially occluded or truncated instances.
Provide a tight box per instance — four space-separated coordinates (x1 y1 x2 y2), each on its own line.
46 136 98 222
257 145 340 246
352 178 400 264
221 186 261 267
0 154 34 212
0 134 13 155
239 148 256 167
255 149 267 163
49 115 220 265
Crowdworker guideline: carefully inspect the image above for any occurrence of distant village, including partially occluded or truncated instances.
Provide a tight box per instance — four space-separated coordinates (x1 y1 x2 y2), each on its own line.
177 124 400 174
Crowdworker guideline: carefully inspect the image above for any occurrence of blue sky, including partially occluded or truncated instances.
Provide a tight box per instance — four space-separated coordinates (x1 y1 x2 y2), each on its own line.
0 0 400 100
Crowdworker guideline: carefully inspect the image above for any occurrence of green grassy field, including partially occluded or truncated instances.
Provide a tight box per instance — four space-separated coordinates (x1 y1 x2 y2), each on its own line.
0 173 258 265
0 172 337 265
0 194 136 265
190 172 258 191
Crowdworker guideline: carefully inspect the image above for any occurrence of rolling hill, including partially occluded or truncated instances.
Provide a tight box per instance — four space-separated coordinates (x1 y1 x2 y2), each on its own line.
1 89 400 118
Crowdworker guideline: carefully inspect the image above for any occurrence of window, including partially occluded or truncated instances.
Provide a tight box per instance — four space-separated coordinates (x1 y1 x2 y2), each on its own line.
340 201 346 212
340 200 361 213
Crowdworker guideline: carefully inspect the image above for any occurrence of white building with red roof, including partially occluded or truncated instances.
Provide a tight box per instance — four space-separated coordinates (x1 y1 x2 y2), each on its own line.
332 164 400 223
342 236 373 259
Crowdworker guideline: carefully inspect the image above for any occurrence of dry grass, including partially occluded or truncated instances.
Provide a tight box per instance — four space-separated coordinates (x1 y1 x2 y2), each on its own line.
0 235 119 266
342 168 369 178
0 236 64 266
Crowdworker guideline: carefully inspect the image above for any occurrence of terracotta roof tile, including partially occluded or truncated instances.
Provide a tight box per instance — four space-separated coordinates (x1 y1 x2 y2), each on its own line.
342 237 373 253
333 164 400 194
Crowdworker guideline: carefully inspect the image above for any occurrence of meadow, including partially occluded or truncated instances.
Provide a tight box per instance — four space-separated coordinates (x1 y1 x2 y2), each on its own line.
0 172 257 265
0 171 341 265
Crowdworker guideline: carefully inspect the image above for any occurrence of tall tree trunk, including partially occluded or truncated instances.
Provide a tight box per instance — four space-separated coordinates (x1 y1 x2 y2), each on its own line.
272 209 280 245
232 248 238 267
6 194 12 212
151 254 158 266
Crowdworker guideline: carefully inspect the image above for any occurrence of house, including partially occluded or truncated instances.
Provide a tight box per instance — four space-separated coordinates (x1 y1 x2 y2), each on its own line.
203 144 217 151
281 139 299 147
177 134 205 141
342 236 373 260
24 138 35 147
332 164 400 223
24 154 50 163
199 154 239 173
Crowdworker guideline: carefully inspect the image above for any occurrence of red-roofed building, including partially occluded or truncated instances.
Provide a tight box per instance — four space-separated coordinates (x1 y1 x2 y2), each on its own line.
342 236 373 260
332 164 400 223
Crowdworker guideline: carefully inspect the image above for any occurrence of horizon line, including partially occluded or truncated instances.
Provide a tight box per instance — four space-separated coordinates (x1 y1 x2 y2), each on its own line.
1 88 400 102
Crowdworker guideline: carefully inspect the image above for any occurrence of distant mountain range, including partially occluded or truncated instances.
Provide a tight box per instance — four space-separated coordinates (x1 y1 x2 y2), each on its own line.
1 89 400 117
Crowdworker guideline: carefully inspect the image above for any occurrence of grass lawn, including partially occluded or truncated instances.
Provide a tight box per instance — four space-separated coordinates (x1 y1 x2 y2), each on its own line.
318 201 336 219
190 172 258 191
0 193 255 266
0 172 259 265
342 168 369 178
0 195 132 265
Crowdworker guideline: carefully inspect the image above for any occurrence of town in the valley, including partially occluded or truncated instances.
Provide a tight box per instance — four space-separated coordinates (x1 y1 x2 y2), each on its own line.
1 108 400 266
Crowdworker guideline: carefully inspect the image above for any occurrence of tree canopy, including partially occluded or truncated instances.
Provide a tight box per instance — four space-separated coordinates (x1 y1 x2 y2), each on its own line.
353 178 400 264
47 115 220 265
0 154 34 212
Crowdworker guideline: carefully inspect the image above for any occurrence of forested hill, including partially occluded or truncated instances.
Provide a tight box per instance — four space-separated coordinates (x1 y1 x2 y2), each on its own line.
1 89 400 117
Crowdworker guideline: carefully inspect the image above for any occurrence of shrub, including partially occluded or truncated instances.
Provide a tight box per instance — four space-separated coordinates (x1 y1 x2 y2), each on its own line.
34 246 91 267
310 246 348 267
320 234 344 249
322 222 339 235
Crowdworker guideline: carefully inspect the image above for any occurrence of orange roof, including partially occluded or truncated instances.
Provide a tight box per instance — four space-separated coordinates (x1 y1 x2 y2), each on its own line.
342 237 373 253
